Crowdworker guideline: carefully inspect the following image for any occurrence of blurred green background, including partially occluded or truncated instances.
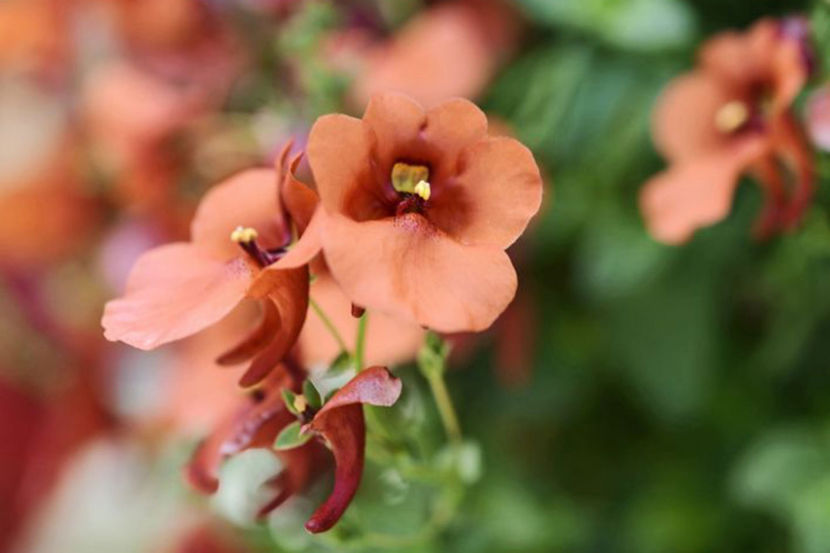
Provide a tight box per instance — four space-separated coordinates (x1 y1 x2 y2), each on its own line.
454 0 830 551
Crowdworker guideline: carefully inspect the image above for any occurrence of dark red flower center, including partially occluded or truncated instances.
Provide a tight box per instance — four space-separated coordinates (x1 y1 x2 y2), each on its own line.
390 161 431 216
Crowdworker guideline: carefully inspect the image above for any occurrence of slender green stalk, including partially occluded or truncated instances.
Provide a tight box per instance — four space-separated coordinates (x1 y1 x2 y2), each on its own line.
309 296 350 354
355 312 368 370
425 371 462 445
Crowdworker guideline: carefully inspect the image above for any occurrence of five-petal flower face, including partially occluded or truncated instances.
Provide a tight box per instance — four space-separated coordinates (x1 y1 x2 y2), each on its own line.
641 18 814 244
292 92 543 333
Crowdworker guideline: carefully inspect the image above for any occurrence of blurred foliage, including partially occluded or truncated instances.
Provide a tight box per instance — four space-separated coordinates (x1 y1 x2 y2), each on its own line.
450 0 830 551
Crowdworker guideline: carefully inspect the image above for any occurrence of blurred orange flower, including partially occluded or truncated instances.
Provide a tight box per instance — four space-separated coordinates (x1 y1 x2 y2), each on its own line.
103 152 310 387
282 93 542 332
0 0 70 79
641 18 814 244
0 143 100 270
346 0 520 109
99 0 218 52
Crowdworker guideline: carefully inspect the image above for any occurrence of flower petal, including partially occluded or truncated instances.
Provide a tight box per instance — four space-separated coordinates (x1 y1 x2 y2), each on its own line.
239 267 310 388
640 136 767 244
281 153 318 234
652 72 735 163
363 93 488 182
216 299 281 366
191 168 288 259
349 1 516 109
317 366 402 413
304 367 401 533
698 19 787 87
303 404 364 534
263 207 324 271
428 135 543 248
322 214 517 332
102 244 252 350
307 113 382 218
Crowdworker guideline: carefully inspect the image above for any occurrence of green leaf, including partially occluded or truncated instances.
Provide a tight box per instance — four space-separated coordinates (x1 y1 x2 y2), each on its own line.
329 350 353 374
281 389 300 416
302 379 322 410
274 421 312 451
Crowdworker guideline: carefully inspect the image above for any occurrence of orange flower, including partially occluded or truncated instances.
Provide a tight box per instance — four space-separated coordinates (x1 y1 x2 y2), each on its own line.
102 147 309 387
641 18 814 244
0 0 69 79
274 163 425 367
347 0 520 109
0 137 100 270
280 93 543 332
99 0 216 52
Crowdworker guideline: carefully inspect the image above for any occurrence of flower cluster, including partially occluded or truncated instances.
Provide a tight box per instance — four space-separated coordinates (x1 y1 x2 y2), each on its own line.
102 92 543 532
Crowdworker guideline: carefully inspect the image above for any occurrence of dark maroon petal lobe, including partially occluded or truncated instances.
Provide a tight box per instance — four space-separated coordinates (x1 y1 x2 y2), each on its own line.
304 404 365 533
315 366 402 412
257 472 292 518
184 378 295 494
216 299 280 366
304 367 402 533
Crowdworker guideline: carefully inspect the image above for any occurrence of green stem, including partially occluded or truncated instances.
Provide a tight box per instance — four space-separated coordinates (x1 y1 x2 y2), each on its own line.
309 296 350 354
425 371 462 445
355 312 368 370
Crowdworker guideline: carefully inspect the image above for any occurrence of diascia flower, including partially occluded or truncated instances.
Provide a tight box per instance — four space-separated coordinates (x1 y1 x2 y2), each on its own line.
346 0 520 109
640 17 814 244
102 146 309 387
281 92 544 332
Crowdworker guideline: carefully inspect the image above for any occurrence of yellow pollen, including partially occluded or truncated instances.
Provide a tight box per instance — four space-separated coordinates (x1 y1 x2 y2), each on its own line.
391 162 430 195
230 226 258 243
715 101 750 133
414 179 431 201
293 395 308 413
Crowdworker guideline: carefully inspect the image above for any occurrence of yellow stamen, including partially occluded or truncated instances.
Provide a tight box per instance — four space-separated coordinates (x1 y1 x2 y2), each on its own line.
230 226 258 243
391 162 430 195
413 179 431 201
715 101 749 134
292 395 308 413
